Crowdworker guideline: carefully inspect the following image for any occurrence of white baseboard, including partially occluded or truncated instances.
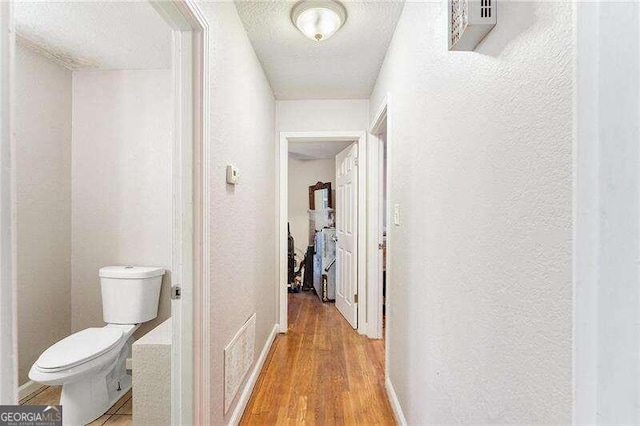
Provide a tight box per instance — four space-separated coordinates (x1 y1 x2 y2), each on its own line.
228 323 278 426
18 380 45 401
385 375 407 426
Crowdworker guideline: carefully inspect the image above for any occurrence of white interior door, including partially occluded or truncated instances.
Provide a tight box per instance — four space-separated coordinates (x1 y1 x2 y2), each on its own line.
335 143 358 328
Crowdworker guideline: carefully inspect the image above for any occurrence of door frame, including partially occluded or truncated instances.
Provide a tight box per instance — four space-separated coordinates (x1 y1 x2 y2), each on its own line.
1 0 210 417
277 131 368 334
367 96 389 340
369 95 406 423
0 0 16 405
572 3 640 421
149 1 210 424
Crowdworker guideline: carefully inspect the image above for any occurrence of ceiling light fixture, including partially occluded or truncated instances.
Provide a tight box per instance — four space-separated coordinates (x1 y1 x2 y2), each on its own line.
291 0 347 42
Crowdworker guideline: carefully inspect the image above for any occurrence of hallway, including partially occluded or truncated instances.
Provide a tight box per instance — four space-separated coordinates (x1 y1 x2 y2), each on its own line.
3 1 637 423
240 292 394 424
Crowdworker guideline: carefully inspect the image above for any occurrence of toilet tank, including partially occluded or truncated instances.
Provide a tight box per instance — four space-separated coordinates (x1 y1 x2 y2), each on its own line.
99 266 165 324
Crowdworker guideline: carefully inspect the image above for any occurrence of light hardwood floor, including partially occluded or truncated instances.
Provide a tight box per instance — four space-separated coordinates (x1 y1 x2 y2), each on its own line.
20 385 132 425
240 292 395 425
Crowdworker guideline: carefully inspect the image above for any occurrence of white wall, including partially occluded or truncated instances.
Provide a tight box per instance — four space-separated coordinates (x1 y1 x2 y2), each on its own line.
288 157 335 251
197 2 276 422
370 2 574 423
277 99 368 132
277 99 367 267
15 44 72 386
71 70 172 338
574 3 640 424
0 1 14 404
132 318 171 425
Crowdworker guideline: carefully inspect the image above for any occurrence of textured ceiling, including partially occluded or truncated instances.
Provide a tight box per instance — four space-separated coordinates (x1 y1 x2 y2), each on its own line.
289 140 353 160
235 1 404 100
14 1 171 70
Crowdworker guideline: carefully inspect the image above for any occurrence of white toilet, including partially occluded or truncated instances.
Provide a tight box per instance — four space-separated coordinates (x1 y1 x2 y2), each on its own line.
29 266 165 426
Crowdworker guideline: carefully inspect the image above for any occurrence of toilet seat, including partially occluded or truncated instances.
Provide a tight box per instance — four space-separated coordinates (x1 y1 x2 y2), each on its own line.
35 327 124 372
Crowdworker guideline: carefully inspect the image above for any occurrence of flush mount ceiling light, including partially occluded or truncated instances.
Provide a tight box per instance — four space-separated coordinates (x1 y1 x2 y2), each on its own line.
291 0 347 42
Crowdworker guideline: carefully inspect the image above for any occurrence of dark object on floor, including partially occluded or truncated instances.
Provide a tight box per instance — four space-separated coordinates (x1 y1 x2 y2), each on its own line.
288 223 296 284
289 245 307 293
383 270 386 315
303 245 314 291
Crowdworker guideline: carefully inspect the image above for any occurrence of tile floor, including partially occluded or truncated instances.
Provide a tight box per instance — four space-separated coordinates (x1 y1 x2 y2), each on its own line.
20 385 132 426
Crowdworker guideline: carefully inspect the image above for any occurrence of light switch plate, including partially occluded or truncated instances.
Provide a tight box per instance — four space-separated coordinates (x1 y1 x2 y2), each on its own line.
393 204 401 226
226 164 239 185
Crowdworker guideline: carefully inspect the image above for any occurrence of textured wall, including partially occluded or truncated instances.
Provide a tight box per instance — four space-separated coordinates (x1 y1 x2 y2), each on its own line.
288 158 336 251
71 70 172 339
15 44 72 386
277 99 368 132
369 2 574 423
132 318 171 425
197 2 277 422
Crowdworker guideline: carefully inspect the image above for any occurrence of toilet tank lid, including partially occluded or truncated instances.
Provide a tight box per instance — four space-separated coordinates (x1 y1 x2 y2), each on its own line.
99 266 165 279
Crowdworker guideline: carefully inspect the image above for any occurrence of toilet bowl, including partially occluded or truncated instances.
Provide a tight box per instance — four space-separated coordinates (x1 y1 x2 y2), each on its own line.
29 324 138 425
29 266 164 426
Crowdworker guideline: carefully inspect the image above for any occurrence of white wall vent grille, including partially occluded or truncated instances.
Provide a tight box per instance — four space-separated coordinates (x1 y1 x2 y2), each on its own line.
224 313 256 413
449 0 496 51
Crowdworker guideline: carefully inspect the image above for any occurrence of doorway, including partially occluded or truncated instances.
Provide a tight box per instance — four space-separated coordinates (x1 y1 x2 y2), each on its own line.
1 1 208 424
367 98 389 340
278 131 367 334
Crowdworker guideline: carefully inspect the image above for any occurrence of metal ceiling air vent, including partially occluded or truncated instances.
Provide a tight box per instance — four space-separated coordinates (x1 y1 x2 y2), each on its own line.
449 0 496 51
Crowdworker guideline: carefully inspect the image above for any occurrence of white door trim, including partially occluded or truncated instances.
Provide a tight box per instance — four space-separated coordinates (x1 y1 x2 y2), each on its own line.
0 0 17 405
277 131 367 334
149 2 209 425
573 4 599 422
369 96 393 373
367 96 389 340
573 4 640 422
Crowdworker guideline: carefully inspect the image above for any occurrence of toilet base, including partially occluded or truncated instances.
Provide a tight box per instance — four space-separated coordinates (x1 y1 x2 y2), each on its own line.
60 374 131 425
59 336 133 425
